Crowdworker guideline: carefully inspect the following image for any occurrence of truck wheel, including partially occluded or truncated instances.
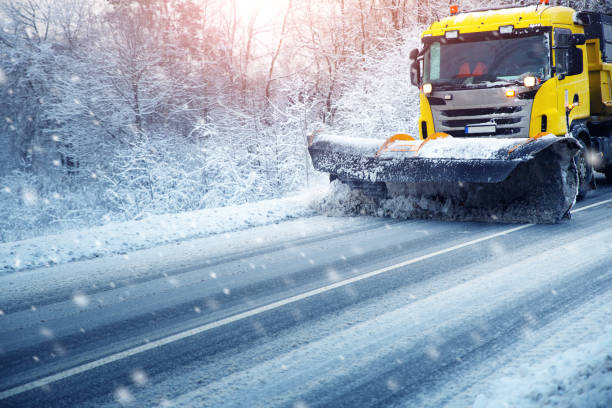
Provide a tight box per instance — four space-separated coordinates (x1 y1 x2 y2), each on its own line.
605 166 612 184
574 135 594 200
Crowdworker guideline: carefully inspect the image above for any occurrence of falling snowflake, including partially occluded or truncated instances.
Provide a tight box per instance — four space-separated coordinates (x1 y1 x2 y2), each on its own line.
52 343 66 356
326 268 340 282
470 332 483 345
40 327 54 339
425 345 440 360
222 288 231 295
293 400 309 408
386 378 400 392
73 292 90 308
22 188 38 206
114 386 133 405
131 369 148 386
209 272 217 279
206 298 219 311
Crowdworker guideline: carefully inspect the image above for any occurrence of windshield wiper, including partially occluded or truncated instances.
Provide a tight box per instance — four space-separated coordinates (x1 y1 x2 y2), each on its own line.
432 83 472 90
432 78 522 90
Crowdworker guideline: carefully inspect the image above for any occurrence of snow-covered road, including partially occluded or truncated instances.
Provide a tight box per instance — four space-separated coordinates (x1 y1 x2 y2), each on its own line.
1 180 611 407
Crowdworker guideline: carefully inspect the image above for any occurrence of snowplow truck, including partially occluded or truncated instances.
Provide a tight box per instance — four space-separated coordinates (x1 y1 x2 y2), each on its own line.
308 4 612 223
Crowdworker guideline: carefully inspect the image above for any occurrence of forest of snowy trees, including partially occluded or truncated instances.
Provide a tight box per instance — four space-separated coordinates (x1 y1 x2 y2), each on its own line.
0 0 610 241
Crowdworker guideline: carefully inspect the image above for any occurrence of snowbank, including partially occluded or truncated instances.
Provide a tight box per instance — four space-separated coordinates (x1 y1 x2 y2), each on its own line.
0 188 326 273
473 325 612 408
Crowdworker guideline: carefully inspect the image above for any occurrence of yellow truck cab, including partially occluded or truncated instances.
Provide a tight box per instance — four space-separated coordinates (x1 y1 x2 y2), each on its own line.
410 4 612 191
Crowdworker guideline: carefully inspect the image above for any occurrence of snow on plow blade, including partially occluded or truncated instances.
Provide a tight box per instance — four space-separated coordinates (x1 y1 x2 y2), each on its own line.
309 133 582 223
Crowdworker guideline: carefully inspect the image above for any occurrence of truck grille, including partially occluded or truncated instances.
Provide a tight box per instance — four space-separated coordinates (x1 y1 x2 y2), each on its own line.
441 106 523 117
442 117 522 128
436 105 527 138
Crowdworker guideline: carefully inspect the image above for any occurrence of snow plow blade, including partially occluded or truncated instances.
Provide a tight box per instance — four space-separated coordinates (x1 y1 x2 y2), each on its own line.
309 133 582 223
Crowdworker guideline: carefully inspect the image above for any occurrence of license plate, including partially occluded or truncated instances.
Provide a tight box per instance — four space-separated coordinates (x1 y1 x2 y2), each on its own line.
465 124 496 134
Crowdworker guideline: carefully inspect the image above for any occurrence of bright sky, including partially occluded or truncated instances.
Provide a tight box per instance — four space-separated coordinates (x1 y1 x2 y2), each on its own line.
234 0 290 25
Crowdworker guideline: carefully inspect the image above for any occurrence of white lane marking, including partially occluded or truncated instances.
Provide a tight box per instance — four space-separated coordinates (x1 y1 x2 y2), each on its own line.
573 197 612 213
2 196 611 400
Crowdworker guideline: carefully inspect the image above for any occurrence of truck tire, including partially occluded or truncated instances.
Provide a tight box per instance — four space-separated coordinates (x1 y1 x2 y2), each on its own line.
605 166 612 184
572 128 594 200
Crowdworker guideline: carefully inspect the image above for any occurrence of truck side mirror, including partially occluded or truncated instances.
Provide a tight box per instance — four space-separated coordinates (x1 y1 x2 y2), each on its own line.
555 45 583 79
567 46 583 76
555 33 571 48
410 60 420 87
555 47 569 80
409 48 419 60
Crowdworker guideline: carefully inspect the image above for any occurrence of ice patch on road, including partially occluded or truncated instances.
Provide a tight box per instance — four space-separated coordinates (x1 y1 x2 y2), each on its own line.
473 325 612 408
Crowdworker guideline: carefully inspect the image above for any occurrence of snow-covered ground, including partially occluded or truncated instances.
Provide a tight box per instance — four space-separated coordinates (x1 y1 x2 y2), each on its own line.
1 178 611 407
473 325 612 408
0 187 327 273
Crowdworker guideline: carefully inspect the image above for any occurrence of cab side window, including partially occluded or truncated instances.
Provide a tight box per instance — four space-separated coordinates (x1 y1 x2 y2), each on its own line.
555 28 583 77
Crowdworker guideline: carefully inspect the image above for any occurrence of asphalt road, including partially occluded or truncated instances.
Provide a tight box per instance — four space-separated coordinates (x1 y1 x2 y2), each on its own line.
1 178 611 407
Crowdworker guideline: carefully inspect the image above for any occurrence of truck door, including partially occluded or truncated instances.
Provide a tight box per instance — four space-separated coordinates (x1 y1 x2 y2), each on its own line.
554 27 589 133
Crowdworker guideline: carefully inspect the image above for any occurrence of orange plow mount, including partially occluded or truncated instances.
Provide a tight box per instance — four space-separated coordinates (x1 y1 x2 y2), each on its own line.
308 133 582 223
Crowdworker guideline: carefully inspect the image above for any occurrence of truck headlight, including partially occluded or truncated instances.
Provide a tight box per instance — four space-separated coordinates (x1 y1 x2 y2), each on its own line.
423 83 433 94
523 76 537 88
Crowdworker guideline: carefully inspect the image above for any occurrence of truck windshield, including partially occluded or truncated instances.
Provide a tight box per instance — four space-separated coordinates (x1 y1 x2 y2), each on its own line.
423 34 551 88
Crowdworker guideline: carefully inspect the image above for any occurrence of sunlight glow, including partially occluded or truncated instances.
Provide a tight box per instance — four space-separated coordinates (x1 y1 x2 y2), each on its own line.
234 0 290 24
